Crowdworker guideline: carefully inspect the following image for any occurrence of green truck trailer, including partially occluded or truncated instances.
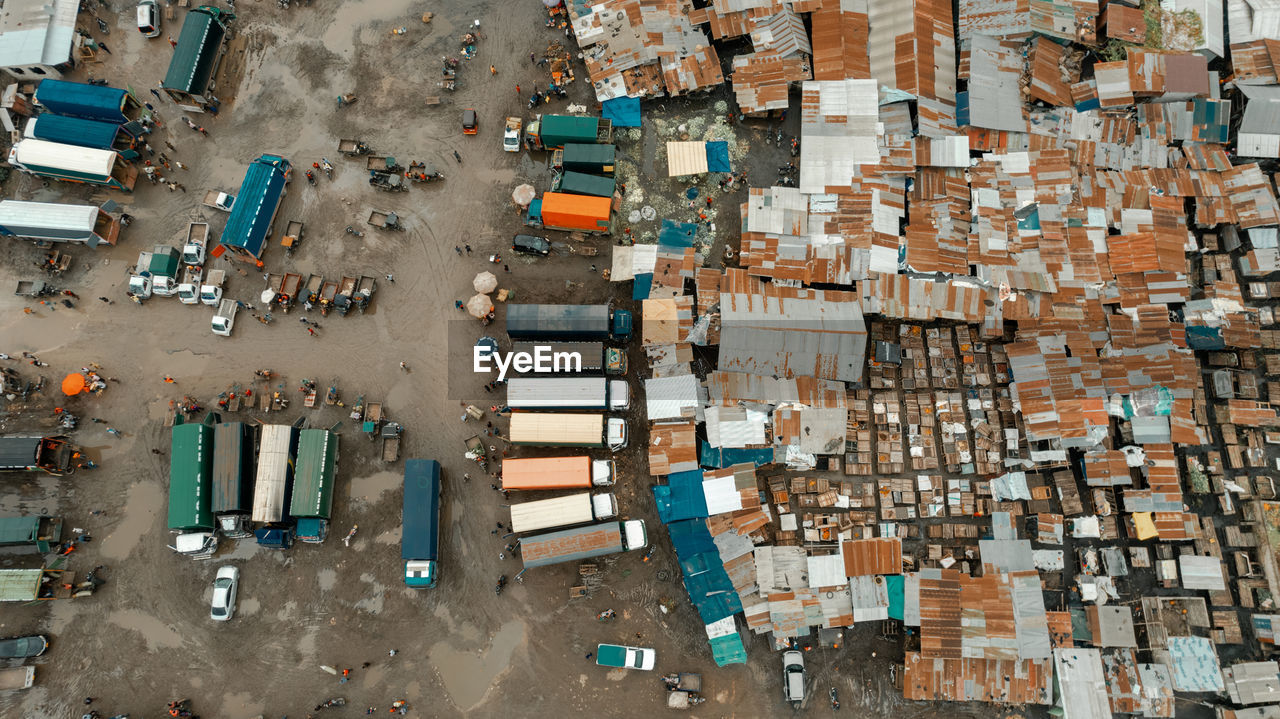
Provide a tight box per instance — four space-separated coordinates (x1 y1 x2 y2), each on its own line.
290 429 338 543
552 170 616 198
0 516 63 553
527 114 612 150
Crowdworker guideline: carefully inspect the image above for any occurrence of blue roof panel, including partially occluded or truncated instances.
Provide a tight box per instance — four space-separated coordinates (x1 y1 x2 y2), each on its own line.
220 154 290 256
34 80 129 124
30 114 121 150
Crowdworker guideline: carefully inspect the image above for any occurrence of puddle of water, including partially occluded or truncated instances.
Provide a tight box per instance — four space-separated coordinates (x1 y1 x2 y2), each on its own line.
429 620 526 711
108 609 186 651
322 0 433 54
606 668 628 681
354 580 387 615
348 470 401 501
318 568 337 591
360 664 387 688
276 601 298 622
239 597 262 616
100 481 163 560
297 625 319 658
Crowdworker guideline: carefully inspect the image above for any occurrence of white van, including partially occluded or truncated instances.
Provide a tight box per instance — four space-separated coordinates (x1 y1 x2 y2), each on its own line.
136 0 160 38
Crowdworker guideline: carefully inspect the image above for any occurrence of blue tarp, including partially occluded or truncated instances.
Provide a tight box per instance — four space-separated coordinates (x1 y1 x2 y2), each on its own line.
705 141 730 173
709 632 748 666
632 273 653 300
652 471 708 523
1185 325 1225 350
700 441 774 469
29 115 122 150
659 219 698 248
35 80 130 124
885 575 905 620
220 154 290 257
601 96 641 128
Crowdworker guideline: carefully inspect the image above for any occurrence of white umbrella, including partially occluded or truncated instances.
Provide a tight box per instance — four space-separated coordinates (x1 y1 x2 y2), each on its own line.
260 289 276 304
466 293 494 318
473 271 498 294
512 184 536 207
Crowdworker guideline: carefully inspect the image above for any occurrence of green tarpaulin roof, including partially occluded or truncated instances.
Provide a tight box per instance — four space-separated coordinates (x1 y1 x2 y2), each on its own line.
168 423 213 530
162 7 229 95
289 429 337 518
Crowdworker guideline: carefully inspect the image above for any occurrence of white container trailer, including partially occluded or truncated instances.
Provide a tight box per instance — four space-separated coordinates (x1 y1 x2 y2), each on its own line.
506 377 630 411
509 492 618 533
251 425 294 523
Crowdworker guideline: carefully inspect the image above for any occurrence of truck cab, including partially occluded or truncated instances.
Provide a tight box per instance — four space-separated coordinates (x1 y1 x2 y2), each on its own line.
176 265 204 304
592 459 616 486
405 559 437 588
199 269 226 305
295 517 328 543
608 379 630 411
607 418 628 450
182 222 209 265
605 347 628 375
127 274 153 299
212 299 237 336
610 309 633 341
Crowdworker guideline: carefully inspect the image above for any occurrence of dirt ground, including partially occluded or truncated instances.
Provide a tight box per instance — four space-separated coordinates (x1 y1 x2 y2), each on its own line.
0 2 1027 718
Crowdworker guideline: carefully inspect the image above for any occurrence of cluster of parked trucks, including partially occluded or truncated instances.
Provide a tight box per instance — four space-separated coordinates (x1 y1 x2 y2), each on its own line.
517 115 617 234
166 416 340 556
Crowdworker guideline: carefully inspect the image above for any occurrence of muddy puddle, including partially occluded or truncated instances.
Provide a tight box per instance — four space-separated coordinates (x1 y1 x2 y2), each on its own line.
100 481 164 560
348 469 401 501
429 620 526 711
108 609 186 651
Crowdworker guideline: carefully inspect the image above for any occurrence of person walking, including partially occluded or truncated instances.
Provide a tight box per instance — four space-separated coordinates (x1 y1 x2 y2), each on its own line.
307 327 317 337
515 84 521 95
490 65 497 75
453 150 462 163
454 246 463 255
464 244 472 254
399 361 408 372
150 88 163 102
530 52 536 64
385 273 395 282
167 35 177 49
163 376 176 384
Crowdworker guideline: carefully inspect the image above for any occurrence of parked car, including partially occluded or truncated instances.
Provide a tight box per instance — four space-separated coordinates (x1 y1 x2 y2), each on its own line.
596 643 655 670
209 566 239 621
782 650 805 707
136 0 160 37
462 108 478 135
512 234 551 257
0 635 47 659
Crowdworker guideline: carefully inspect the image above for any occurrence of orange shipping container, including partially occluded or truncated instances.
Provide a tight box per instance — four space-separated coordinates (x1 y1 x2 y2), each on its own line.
540 192 611 231
501 456 615 490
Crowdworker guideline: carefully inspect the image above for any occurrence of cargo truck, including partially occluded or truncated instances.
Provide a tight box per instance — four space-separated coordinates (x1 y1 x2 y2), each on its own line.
24 115 134 154
500 456 616 490
506 304 632 342
552 170 616 198
503 117 523 152
128 245 181 298
507 377 630 411
509 492 618 533
520 520 647 568
0 199 122 248
509 413 628 450
526 114 613 150
211 422 256 538
182 222 209 265
0 436 77 474
509 341 627 375
0 516 63 553
402 459 442 588
7 139 136 191
168 419 217 559
552 144 616 175
290 429 338 543
525 192 612 234
33 79 141 124
252 424 298 548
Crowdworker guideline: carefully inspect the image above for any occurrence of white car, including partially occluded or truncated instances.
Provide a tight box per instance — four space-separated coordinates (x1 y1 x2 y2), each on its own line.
136 0 160 38
782 650 805 707
209 565 239 621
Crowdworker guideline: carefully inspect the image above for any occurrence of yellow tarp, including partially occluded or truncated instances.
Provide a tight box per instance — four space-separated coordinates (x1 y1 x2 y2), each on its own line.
1132 511 1157 540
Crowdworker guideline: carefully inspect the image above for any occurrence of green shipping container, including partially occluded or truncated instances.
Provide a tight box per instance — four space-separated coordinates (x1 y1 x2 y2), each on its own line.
554 171 615 198
289 429 337 519
168 423 214 530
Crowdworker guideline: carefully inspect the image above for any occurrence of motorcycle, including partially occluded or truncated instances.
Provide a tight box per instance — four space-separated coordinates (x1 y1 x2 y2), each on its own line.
830 687 839 711
494 574 507 595
345 225 364 238
315 697 346 710
96 17 109 34
87 77 109 87
343 524 358 547
306 170 317 186
596 609 616 621
321 158 334 180
254 369 274 379
790 138 799 157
